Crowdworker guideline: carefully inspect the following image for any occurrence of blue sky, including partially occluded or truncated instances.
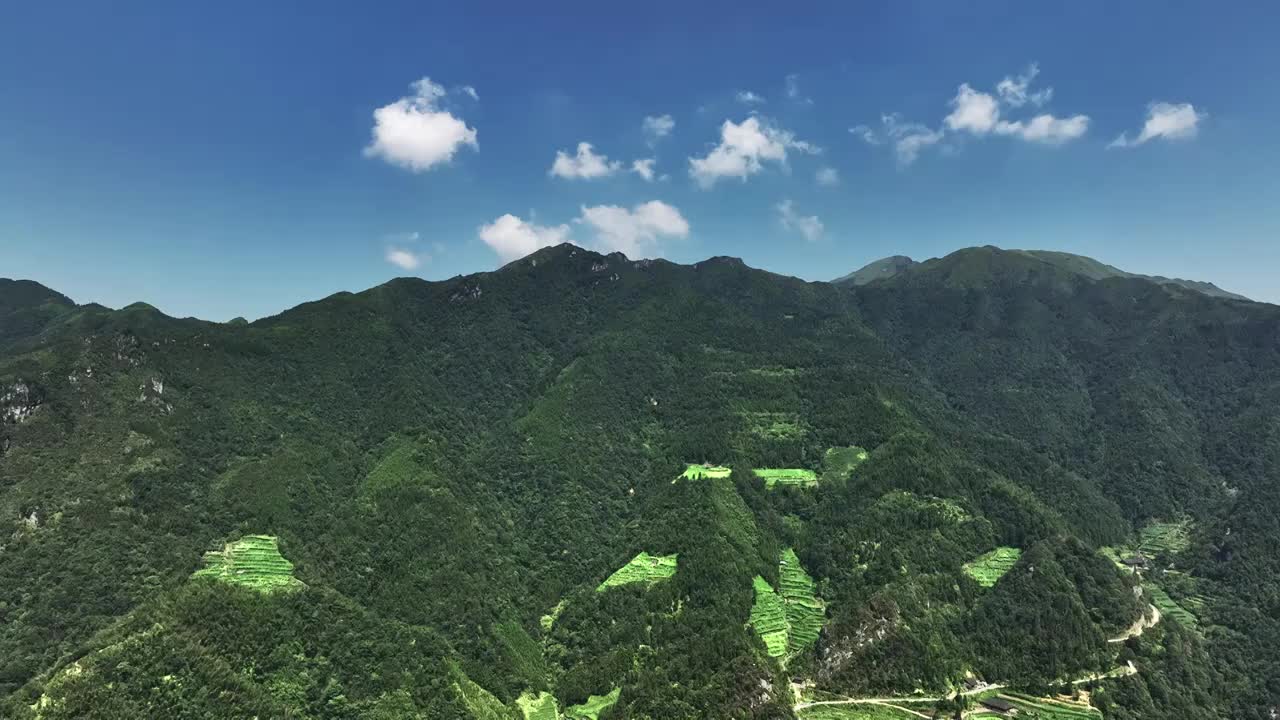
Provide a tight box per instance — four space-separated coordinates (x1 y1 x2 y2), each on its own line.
2 1 1277 319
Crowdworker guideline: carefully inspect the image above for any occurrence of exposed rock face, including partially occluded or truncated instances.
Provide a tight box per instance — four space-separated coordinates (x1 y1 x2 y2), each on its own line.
1 381 40 425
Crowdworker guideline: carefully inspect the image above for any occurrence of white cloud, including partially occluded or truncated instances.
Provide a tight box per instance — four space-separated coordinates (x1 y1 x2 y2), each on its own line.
642 114 675 144
785 73 813 104
364 77 478 172
478 214 572 261
776 199 824 241
996 64 1053 108
736 90 766 104
1109 102 1206 148
849 124 882 146
385 247 424 270
688 116 818 188
632 158 656 181
577 201 690 256
549 142 622 179
881 114 944 166
460 85 479 101
816 166 840 186
944 83 1001 135
995 114 1090 144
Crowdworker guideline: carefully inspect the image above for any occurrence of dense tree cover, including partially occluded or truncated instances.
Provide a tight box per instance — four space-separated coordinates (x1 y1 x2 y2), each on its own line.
1 244 1276 718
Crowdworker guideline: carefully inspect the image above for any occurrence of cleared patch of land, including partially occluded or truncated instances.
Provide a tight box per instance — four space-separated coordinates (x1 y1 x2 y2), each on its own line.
678 463 732 481
564 687 620 720
597 552 677 591
750 575 790 658
797 705 926 719
518 691 560 720
193 534 302 592
1139 519 1192 556
822 446 869 479
1144 582 1198 629
963 547 1021 588
741 411 807 440
450 662 509 720
999 692 1102 718
755 468 818 489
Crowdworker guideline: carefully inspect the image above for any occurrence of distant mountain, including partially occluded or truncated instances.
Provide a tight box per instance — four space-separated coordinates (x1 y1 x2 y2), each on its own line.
835 248 1251 301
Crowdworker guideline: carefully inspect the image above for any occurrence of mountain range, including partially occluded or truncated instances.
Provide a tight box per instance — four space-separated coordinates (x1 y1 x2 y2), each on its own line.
2 245 1277 720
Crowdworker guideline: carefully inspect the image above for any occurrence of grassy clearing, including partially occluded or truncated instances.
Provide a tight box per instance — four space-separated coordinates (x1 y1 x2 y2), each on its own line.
963 547 1021 588
741 411 807 440
193 534 302 592
564 687 620 720
678 463 732 481
750 575 789 658
999 692 1101 718
755 468 818 489
1144 582 1198 629
1139 519 1192 556
597 552 678 591
822 446 869 479
517 691 560 720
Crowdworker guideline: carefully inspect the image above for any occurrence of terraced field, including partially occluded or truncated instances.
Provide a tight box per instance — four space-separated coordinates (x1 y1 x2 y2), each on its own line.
597 552 677 591
565 687 620 720
780 548 825 655
751 550 826 661
1144 582 1198 629
822 446 869 479
750 575 790 657
450 663 509 720
797 705 927 719
193 534 302 592
679 463 732 481
1139 519 1192 556
741 411 807 440
963 546 1021 588
755 468 818 489
518 691 560 720
999 692 1102 718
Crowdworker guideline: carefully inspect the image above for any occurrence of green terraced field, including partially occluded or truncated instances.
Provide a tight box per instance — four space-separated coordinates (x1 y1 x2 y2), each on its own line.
755 468 818 489
1139 519 1192 556
678 463 732 481
518 691 560 720
565 687 620 720
798 705 925 720
1145 582 1198 629
193 534 302 592
741 411 807 439
780 548 825 655
750 550 826 661
963 546 1022 588
597 552 678 591
1000 692 1102 718
749 575 789 657
822 446 869 479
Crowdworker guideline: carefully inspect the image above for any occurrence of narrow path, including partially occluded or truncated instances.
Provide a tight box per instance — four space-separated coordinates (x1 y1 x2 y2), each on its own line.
1109 603 1161 643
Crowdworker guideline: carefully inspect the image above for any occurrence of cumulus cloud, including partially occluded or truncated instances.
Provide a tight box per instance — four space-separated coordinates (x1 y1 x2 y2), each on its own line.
776 199 824 241
632 158 656 181
849 124 882 146
478 214 572 261
577 201 690 256
689 116 818 188
549 142 622 179
1109 102 1206 148
880 114 945 166
944 83 1001 135
642 114 675 144
736 90 766 104
385 247 424 270
995 114 1090 144
364 77 478 172
996 64 1053 108
816 166 840 186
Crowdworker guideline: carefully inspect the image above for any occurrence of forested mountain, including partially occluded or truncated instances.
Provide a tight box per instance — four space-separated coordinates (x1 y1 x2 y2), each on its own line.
1 245 1276 719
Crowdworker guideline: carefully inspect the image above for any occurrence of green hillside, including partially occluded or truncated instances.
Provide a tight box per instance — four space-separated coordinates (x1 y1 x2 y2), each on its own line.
1 244 1277 718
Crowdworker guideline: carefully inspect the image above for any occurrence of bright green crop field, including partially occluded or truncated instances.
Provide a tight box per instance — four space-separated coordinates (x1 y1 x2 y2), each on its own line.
518 691 560 720
565 687 620 719
750 549 826 661
1139 519 1192 556
193 534 303 592
963 547 1021 588
679 463 733 481
597 552 678 591
1145 582 1198 629
755 468 818 489
750 575 789 657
